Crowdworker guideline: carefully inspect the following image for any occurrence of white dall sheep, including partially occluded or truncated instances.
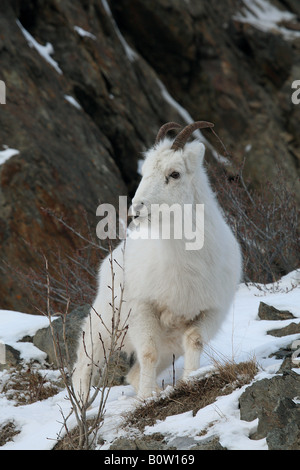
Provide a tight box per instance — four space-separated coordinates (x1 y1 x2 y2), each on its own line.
72 121 242 402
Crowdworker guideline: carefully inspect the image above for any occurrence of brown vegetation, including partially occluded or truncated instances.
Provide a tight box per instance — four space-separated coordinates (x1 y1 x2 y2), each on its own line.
125 359 258 433
208 158 299 284
0 422 20 447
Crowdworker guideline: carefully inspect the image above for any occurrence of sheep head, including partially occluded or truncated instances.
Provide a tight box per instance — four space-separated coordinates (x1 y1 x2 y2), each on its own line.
132 121 214 213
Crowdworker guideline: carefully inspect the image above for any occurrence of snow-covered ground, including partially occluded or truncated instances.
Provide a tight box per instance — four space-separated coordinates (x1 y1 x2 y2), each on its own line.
234 0 300 40
0 270 299 450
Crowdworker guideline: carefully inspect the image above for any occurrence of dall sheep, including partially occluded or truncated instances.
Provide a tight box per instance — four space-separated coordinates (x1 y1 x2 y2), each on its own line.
72 121 242 402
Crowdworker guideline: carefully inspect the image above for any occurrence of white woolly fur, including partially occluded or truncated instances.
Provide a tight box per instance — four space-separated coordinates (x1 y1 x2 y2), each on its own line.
73 134 242 401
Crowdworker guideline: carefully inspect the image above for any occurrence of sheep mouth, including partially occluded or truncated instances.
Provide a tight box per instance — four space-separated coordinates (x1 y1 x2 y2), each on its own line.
129 211 148 221
128 204 150 221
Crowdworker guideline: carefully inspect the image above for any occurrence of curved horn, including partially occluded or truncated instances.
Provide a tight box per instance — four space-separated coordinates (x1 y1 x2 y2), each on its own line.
155 122 182 145
171 121 214 151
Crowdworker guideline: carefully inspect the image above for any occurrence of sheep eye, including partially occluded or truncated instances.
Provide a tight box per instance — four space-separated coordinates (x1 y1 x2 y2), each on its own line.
169 171 180 179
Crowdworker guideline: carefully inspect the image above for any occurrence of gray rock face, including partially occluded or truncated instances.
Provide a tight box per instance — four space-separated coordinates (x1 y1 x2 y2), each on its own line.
1 0 300 312
33 304 89 367
239 371 300 423
239 371 300 449
258 302 296 321
267 322 300 338
238 305 300 451
110 0 300 200
266 398 300 450
0 345 21 371
0 0 181 313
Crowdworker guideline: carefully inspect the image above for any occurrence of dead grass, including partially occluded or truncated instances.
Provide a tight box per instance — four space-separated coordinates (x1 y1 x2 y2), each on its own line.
1 365 61 405
0 422 20 447
125 359 258 432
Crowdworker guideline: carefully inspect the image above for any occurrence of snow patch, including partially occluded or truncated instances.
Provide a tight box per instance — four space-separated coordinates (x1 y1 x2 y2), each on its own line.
16 19 63 75
101 0 137 62
0 147 20 166
74 25 96 40
0 310 52 362
64 95 82 110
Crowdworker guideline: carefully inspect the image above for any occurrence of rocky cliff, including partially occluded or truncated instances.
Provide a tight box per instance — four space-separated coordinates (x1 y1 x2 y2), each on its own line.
0 0 299 312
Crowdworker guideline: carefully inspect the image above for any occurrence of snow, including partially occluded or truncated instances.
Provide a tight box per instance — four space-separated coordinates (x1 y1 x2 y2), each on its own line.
0 147 20 166
0 390 69 450
16 19 63 75
234 0 300 40
74 26 96 40
64 94 82 110
101 0 137 62
0 270 299 450
0 310 51 363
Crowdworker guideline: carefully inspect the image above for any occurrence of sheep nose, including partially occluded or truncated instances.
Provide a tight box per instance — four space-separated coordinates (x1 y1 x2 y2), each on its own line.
129 202 145 218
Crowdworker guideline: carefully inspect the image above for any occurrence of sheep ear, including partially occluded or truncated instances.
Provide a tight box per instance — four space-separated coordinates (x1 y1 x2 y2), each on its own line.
183 142 205 173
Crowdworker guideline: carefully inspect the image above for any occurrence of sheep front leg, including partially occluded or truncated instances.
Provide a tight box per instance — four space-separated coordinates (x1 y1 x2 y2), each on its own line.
127 304 161 399
182 324 203 381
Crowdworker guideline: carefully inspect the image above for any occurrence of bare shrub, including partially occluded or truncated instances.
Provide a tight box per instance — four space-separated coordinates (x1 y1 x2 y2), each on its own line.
39 247 129 450
207 158 299 284
2 208 129 449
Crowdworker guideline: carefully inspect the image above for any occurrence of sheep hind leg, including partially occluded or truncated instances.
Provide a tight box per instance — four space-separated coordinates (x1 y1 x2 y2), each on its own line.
127 355 173 394
182 325 203 381
126 362 140 392
126 351 159 399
